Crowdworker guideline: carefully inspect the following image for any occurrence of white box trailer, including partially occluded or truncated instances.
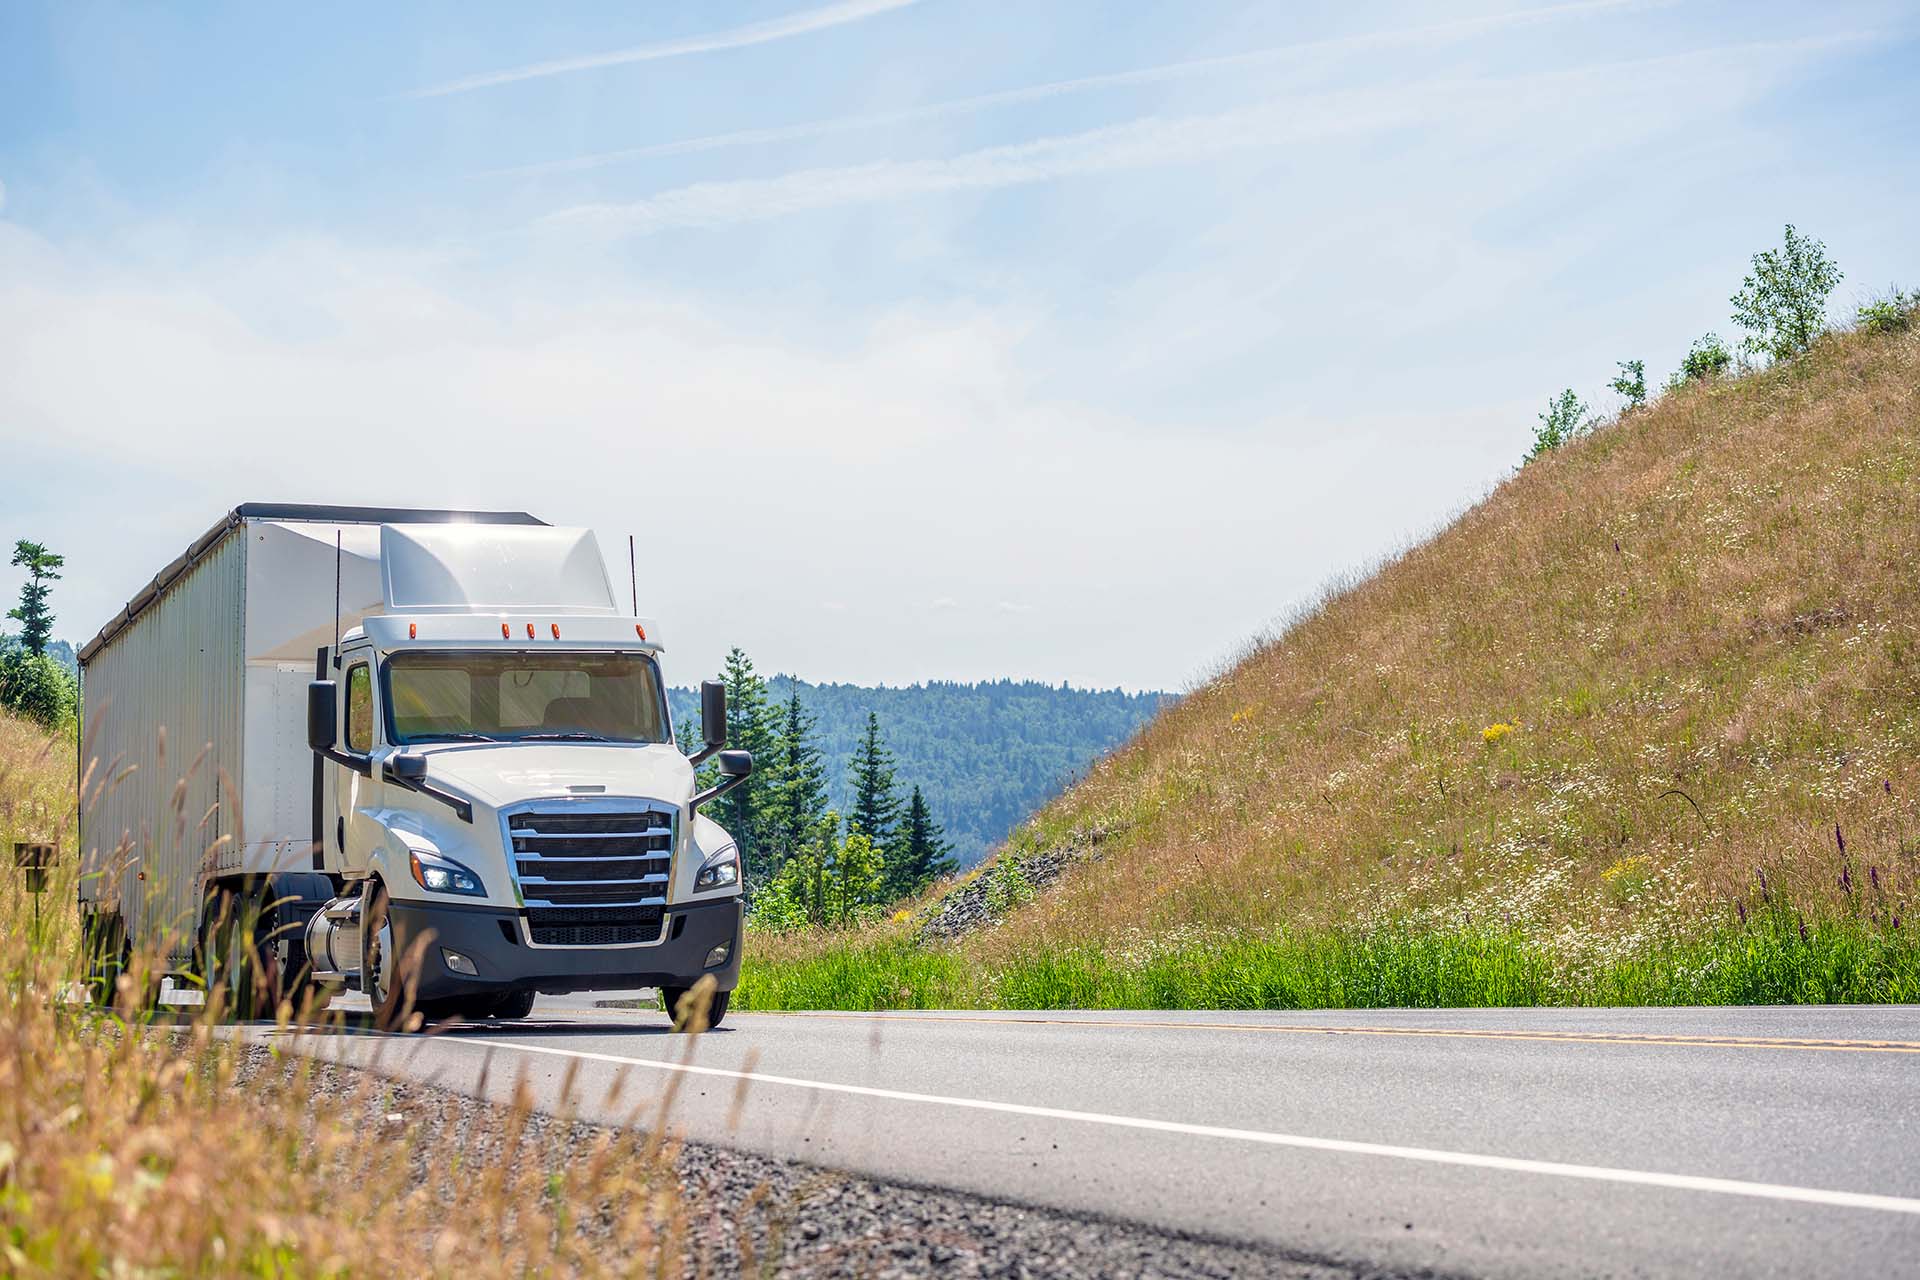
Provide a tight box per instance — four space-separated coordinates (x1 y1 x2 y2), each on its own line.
78 504 751 1026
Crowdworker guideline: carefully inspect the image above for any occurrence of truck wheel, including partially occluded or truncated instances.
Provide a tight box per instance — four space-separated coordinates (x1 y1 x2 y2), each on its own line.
361 882 414 1031
490 989 536 1020
660 986 729 1030
82 913 126 1007
201 886 279 1021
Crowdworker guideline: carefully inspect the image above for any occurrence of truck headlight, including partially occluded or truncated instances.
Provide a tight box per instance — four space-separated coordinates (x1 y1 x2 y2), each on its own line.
694 845 740 893
409 848 486 897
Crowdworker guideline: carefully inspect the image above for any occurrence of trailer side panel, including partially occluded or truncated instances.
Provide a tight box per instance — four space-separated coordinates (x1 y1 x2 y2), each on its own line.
79 528 247 962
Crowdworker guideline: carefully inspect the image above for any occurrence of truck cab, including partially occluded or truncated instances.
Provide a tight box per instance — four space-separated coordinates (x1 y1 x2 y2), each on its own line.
300 523 749 1028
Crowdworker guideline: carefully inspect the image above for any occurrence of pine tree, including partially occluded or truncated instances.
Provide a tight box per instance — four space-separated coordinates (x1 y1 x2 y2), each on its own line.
8 541 64 657
847 710 902 849
887 784 956 899
710 647 781 883
764 692 830 876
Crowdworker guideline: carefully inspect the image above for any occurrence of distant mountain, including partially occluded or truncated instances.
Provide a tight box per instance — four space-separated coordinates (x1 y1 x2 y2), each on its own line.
668 678 1169 866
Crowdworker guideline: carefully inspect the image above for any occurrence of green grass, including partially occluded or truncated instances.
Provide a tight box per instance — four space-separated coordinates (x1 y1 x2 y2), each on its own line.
735 906 1919 1011
733 938 971 1011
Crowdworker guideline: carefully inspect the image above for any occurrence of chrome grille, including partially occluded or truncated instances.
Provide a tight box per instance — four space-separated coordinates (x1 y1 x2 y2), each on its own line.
506 803 674 945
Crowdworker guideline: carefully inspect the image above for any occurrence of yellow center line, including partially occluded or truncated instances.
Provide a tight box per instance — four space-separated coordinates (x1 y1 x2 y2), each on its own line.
736 1009 1920 1053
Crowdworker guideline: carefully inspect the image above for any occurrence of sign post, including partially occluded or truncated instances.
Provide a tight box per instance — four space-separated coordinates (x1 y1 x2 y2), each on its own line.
15 841 56 943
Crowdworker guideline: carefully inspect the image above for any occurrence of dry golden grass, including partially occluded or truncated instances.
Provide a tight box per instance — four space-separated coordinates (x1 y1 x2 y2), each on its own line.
0 708 733 1278
970 322 1920 971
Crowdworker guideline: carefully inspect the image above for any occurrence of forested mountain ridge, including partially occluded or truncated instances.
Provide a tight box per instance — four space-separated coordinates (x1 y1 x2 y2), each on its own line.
669 677 1169 866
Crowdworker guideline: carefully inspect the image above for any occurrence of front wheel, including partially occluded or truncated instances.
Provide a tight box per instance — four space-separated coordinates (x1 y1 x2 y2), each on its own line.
660 985 729 1030
361 882 415 1031
490 989 537 1020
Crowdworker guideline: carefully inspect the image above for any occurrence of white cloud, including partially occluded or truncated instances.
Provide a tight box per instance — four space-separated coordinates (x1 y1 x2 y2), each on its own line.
406 0 919 99
0 224 1525 690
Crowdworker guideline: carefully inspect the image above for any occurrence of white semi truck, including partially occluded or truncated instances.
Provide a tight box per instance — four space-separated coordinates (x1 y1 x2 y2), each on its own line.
77 503 750 1027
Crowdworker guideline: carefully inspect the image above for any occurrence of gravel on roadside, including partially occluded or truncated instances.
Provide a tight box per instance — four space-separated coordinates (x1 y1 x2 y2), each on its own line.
238 1043 1390 1279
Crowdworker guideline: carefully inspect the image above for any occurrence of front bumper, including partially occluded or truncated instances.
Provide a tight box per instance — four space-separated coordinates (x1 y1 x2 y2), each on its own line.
386 895 743 1001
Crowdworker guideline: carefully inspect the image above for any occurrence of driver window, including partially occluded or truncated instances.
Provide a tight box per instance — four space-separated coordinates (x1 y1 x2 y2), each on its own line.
345 663 373 753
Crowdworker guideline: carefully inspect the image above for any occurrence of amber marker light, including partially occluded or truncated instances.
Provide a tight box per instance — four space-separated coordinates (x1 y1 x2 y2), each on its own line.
408 623 417 639
635 624 646 640
501 622 510 638
526 623 535 639
551 623 561 640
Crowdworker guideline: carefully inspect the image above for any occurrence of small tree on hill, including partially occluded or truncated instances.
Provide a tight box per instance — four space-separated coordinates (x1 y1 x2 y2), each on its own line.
848 711 903 848
886 785 956 899
1610 359 1646 411
1730 224 1842 363
1526 389 1587 462
8 541 64 657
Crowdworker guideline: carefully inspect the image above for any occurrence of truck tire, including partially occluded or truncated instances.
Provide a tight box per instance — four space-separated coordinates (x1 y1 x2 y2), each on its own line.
660 986 729 1030
361 881 414 1031
201 885 279 1022
261 872 336 1018
490 989 536 1020
81 912 126 1008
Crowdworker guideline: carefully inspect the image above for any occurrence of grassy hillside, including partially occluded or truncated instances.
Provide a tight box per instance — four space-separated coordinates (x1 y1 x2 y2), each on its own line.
738 319 1920 1009
668 677 1168 865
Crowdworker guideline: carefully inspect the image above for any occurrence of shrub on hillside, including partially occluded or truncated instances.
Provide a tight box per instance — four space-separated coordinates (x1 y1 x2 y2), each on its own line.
1668 332 1733 389
1856 289 1916 336
0 646 77 730
1526 388 1587 462
1730 223 1843 362
1610 359 1647 411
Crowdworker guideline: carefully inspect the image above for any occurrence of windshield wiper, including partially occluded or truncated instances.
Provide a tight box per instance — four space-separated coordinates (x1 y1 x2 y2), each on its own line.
516 731 616 742
416 731 503 743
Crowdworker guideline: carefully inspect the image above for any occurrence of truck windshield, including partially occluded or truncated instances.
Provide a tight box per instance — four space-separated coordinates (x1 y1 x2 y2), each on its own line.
384 651 670 745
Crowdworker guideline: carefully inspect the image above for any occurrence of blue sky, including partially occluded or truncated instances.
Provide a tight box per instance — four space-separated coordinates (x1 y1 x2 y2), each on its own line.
2 1 1916 690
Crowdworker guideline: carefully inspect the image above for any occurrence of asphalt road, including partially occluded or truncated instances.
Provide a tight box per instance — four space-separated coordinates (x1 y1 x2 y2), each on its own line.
269 1001 1920 1278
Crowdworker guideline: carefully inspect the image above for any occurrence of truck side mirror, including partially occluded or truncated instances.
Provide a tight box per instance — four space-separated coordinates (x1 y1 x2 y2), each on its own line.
387 753 428 782
701 680 726 751
692 749 754 812
308 681 338 751
689 679 727 765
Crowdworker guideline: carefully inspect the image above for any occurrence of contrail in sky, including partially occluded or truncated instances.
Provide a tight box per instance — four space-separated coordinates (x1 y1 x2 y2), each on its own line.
477 0 1674 178
407 0 919 99
536 30 1852 237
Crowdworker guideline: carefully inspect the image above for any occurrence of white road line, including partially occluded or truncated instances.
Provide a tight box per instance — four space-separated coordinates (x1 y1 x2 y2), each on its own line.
448 1035 1920 1217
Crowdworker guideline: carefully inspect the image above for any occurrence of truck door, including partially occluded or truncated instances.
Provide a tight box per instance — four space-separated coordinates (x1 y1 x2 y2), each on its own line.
326 647 381 878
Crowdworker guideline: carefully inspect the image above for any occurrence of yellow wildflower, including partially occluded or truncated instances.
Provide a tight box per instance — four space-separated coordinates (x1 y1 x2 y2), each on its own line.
1602 855 1651 884
1481 722 1516 744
